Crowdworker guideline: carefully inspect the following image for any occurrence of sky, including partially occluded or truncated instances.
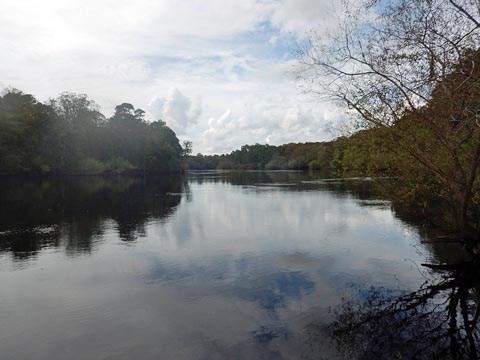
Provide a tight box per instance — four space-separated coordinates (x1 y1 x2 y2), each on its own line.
0 0 349 154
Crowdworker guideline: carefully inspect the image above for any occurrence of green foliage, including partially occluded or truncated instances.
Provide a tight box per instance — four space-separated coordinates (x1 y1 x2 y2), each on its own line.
0 90 54 174
187 153 223 170
308 159 323 171
0 89 187 176
105 158 134 174
188 142 339 172
265 155 288 170
217 160 235 170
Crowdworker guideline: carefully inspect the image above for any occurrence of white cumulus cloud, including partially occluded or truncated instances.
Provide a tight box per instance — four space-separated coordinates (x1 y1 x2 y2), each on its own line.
148 88 202 134
202 99 339 154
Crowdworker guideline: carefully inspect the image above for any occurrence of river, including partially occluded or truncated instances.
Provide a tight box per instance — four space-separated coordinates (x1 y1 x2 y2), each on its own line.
0 171 472 359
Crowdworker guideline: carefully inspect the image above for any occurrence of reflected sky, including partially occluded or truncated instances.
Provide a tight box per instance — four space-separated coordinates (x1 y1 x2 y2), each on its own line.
0 172 434 359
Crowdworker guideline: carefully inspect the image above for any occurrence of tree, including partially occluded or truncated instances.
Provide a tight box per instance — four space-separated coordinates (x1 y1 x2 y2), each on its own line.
49 93 105 172
182 140 193 157
0 89 54 173
297 0 480 233
144 120 183 173
106 103 147 167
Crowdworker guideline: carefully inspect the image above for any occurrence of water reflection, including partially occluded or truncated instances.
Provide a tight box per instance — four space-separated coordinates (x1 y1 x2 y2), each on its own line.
314 256 480 360
0 175 186 259
236 271 315 312
0 171 467 359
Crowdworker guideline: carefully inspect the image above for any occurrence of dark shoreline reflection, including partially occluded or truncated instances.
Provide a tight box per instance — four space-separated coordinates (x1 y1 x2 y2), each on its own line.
0 175 187 259
309 256 480 360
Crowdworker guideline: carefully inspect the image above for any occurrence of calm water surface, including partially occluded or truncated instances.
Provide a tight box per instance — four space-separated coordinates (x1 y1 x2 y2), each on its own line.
0 171 456 359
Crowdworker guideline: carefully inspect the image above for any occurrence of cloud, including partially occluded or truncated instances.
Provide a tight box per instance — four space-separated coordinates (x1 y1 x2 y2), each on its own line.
270 0 366 37
202 99 338 154
0 0 350 153
148 88 202 134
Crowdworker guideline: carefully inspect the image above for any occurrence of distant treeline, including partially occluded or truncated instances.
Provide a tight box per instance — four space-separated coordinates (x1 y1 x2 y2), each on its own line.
187 130 390 176
0 90 186 175
187 142 335 172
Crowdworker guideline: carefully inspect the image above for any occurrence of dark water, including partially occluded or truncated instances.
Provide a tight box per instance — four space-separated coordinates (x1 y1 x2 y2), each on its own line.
0 171 472 359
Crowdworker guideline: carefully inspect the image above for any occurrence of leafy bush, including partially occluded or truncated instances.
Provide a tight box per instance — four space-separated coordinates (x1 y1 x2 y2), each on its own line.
105 157 135 174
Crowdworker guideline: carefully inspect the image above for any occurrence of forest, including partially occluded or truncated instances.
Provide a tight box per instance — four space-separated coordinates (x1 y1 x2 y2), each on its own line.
186 133 379 175
0 90 186 175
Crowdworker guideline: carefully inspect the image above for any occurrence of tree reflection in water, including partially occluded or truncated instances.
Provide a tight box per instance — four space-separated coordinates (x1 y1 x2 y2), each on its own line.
0 175 186 260
310 257 480 359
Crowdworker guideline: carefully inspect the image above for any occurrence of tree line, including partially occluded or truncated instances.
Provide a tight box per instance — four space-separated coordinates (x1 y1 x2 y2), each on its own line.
0 90 186 175
187 141 335 172
186 131 389 175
